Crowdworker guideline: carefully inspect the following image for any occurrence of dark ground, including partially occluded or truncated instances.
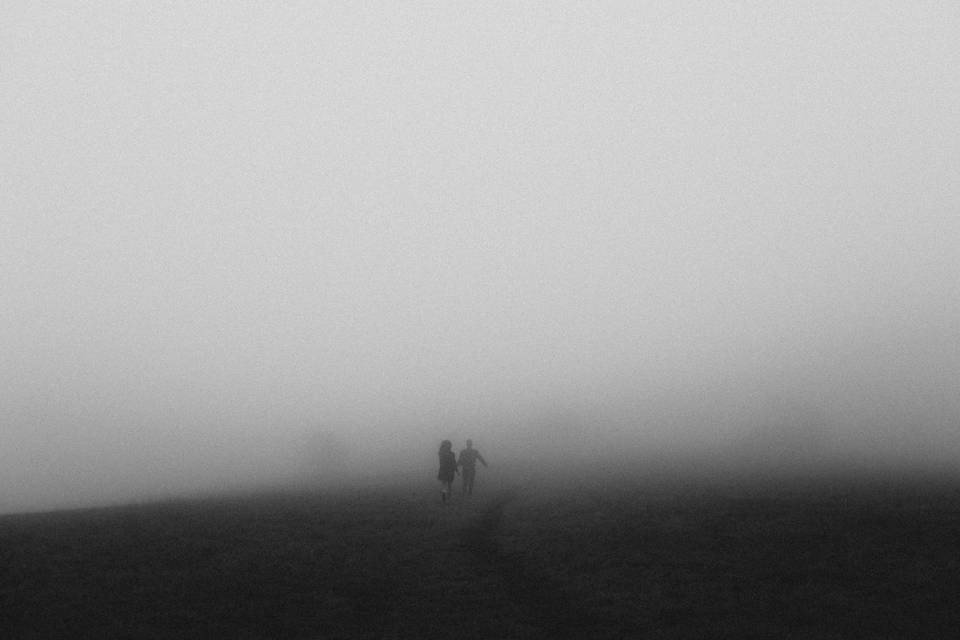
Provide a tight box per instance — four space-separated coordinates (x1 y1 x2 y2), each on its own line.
2 469 959 639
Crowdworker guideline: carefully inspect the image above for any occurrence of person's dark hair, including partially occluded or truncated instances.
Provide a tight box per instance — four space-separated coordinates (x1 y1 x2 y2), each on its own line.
439 440 452 453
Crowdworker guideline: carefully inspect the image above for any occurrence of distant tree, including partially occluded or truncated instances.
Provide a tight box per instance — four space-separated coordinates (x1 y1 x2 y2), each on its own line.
733 401 838 469
303 429 356 478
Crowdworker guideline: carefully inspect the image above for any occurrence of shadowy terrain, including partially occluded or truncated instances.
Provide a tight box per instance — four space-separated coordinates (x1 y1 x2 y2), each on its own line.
2 469 959 638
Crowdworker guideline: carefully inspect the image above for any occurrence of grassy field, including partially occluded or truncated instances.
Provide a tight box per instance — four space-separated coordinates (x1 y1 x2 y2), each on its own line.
2 468 959 639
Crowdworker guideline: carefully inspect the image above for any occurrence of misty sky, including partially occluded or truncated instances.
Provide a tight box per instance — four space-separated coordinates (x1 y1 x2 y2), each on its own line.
3 2 959 512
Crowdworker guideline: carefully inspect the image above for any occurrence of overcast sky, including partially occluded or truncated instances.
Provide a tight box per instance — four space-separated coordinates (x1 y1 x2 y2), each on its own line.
3 2 959 512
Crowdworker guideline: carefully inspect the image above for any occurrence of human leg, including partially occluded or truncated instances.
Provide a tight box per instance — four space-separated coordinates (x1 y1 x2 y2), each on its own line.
463 467 475 495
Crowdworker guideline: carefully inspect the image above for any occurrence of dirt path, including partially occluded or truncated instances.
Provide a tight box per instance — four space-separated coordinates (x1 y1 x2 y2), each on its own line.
456 490 611 640
377 494 523 639
365 489 623 639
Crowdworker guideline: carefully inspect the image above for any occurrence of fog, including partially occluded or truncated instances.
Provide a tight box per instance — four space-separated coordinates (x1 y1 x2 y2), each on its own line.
3 2 959 513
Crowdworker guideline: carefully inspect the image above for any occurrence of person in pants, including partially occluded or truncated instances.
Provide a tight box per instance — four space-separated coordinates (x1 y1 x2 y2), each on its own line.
457 439 487 495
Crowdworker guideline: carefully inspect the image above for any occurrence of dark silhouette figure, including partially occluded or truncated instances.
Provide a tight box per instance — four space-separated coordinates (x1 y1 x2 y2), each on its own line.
457 439 488 495
437 440 458 503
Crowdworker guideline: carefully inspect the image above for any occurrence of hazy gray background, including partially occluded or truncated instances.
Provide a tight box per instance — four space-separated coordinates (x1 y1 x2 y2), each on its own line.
3 2 959 513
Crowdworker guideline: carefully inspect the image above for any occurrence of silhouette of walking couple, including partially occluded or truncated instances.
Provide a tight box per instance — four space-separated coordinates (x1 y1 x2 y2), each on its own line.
437 439 488 503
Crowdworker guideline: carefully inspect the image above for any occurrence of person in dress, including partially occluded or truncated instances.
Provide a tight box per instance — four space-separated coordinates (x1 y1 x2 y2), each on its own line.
437 440 458 503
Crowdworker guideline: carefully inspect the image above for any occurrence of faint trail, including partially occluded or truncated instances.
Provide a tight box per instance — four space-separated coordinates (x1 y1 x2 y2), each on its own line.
378 495 522 640
458 490 614 640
